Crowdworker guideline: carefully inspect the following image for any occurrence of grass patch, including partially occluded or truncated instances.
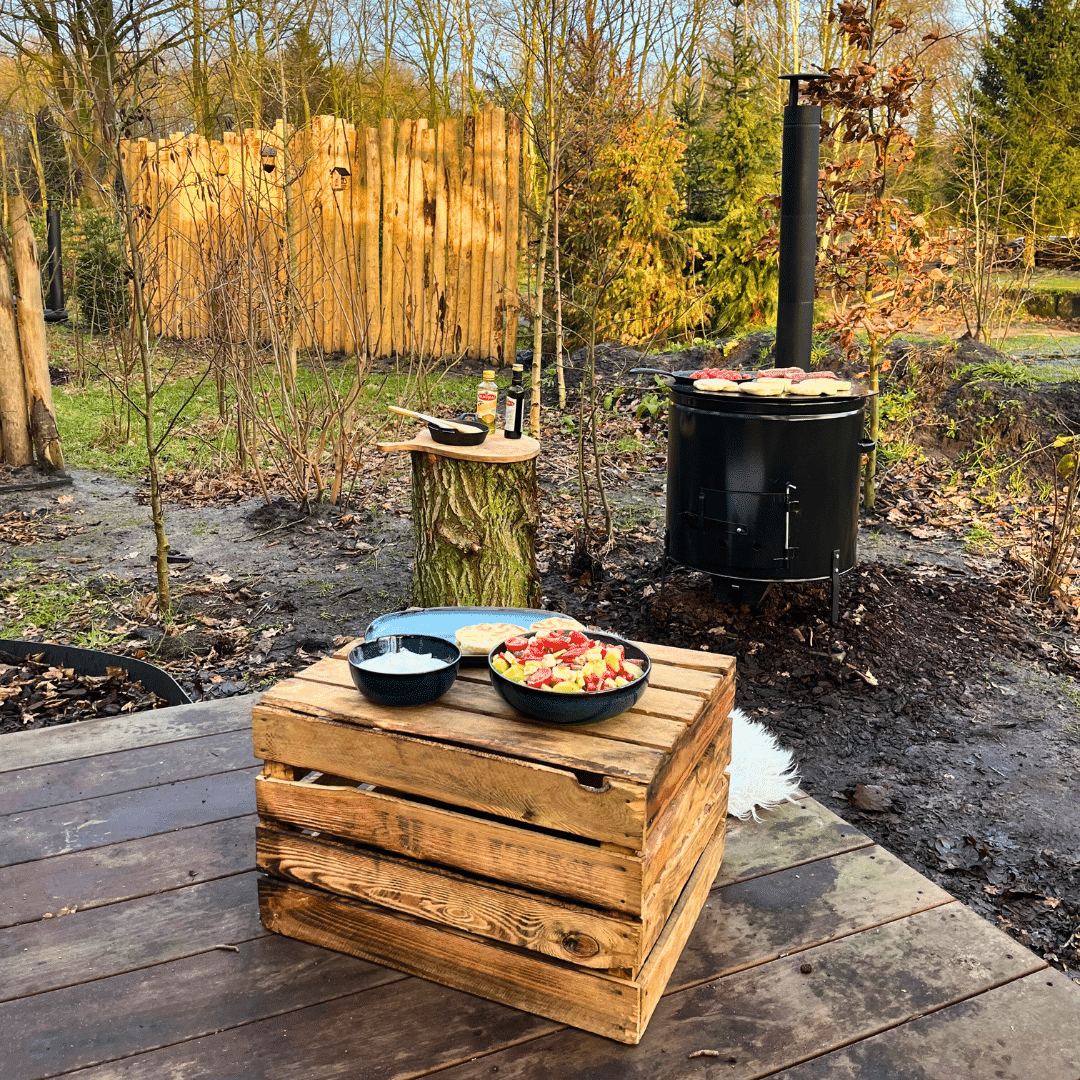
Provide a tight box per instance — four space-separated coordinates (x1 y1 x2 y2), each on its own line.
0 566 138 648
51 338 480 478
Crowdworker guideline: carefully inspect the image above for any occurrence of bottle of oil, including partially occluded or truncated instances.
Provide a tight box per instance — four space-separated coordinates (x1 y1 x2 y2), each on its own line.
476 369 498 433
504 364 525 439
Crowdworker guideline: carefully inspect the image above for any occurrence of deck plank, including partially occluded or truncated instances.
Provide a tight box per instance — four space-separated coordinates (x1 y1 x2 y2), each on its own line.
53 976 557 1080
2 936 405 1080
716 797 871 887
0 872 265 1001
0 814 255 929
0 695 257 773
426 904 1045 1080
0 767 259 866
772 971 1080 1079
0 727 257 815
673 844 954 990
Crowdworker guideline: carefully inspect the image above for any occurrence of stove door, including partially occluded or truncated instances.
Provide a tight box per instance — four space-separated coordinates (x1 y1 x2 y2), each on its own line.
679 484 798 578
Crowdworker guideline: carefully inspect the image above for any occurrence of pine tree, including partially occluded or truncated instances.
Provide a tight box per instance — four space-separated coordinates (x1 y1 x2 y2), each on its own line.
974 0 1080 241
678 0 779 333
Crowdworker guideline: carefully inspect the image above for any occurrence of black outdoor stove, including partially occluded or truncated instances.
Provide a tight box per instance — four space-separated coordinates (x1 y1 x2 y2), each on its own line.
646 73 874 624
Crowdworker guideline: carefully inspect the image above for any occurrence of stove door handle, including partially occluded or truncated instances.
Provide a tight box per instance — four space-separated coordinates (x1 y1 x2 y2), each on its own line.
857 439 876 453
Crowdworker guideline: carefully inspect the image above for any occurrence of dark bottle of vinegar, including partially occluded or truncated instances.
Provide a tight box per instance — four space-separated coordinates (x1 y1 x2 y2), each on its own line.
504 364 525 438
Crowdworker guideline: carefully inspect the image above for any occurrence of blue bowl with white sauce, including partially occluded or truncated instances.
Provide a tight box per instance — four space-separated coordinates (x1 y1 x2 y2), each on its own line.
348 634 461 707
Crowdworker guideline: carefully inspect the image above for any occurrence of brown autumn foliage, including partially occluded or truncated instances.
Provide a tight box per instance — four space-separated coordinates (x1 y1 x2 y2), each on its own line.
806 1 956 507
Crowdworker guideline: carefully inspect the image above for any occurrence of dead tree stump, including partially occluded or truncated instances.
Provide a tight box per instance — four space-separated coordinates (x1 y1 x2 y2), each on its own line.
379 429 541 607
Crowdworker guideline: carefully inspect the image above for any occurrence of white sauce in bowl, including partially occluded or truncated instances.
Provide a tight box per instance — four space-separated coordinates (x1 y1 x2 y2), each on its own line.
357 648 449 675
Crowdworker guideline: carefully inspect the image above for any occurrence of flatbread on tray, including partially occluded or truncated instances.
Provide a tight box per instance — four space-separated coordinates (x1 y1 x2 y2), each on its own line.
530 616 586 634
455 622 528 655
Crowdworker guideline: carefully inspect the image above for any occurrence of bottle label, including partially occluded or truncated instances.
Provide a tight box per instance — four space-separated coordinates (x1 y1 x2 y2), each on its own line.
504 398 519 433
477 391 497 405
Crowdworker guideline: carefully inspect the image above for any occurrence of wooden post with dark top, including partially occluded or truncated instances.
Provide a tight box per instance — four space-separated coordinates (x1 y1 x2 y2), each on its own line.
379 428 542 607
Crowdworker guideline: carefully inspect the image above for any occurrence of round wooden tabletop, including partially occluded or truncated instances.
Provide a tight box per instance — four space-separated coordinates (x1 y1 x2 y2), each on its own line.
377 427 541 463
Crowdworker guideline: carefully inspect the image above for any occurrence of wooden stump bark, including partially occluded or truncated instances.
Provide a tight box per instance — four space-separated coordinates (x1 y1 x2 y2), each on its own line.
0 236 31 466
410 450 541 607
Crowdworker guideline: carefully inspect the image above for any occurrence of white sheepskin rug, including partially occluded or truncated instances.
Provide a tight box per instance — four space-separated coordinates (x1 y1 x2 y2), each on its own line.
726 707 801 821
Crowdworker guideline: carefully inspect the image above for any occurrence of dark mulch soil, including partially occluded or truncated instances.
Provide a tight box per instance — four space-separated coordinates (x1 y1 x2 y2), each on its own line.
0 649 170 733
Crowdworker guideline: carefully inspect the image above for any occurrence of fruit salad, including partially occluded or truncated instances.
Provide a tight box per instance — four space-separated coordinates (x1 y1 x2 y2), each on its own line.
490 629 646 694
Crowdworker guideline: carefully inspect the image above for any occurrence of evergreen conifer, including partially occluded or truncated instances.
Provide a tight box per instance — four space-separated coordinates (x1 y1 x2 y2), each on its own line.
974 0 1080 240
677 0 779 333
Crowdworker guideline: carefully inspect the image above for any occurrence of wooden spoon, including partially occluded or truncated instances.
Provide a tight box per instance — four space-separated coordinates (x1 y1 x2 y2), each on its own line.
387 406 482 433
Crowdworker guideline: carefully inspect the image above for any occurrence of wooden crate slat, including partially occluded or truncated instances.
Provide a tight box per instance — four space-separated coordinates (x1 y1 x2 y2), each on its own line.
258 819 726 1044
630 641 735 673
252 706 648 846
258 676 666 783
255 775 644 913
292 655 701 747
257 732 728 976
256 824 642 971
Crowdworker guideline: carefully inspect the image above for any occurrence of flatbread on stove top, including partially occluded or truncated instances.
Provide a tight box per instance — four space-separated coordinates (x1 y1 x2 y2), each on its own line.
741 378 791 396
693 378 739 392
789 379 834 395
455 622 528 655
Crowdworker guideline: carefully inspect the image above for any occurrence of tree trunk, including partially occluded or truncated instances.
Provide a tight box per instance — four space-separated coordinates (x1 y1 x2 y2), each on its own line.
410 451 541 607
10 197 64 471
0 236 32 465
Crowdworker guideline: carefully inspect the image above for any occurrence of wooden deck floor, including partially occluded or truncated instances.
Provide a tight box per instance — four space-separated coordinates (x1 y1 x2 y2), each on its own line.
3 696 1079 1079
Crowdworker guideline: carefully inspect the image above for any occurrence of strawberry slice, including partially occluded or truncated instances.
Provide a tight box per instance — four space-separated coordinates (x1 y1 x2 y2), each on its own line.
504 636 530 653
526 667 553 688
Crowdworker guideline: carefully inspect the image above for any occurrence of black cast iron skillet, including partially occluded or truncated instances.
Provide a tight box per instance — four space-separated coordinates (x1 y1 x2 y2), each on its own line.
429 412 489 446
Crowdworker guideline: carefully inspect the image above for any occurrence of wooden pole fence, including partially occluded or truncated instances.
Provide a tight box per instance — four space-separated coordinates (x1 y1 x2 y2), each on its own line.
121 109 522 363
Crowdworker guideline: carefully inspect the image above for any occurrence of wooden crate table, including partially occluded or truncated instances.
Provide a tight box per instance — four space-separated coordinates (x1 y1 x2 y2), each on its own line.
252 639 735 1044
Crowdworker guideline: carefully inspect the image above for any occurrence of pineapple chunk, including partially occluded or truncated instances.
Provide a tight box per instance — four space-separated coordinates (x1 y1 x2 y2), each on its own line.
623 662 643 679
505 664 526 682
614 676 628 687
551 680 580 693
523 660 542 675
605 650 621 671
492 656 510 674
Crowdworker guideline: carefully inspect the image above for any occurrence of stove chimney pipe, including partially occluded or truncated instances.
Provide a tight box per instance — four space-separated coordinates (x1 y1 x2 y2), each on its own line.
775 73 827 369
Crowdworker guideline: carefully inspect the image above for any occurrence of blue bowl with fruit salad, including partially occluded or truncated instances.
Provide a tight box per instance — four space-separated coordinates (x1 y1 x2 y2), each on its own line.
487 628 651 725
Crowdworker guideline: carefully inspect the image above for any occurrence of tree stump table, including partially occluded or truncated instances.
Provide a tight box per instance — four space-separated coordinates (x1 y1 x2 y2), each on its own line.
378 427 542 607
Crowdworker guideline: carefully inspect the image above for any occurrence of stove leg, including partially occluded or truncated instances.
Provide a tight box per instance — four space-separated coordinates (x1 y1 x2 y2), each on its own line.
830 548 841 626
659 531 670 594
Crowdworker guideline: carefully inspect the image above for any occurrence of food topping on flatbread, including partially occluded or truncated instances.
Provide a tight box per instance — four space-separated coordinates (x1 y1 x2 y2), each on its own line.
454 622 528 655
